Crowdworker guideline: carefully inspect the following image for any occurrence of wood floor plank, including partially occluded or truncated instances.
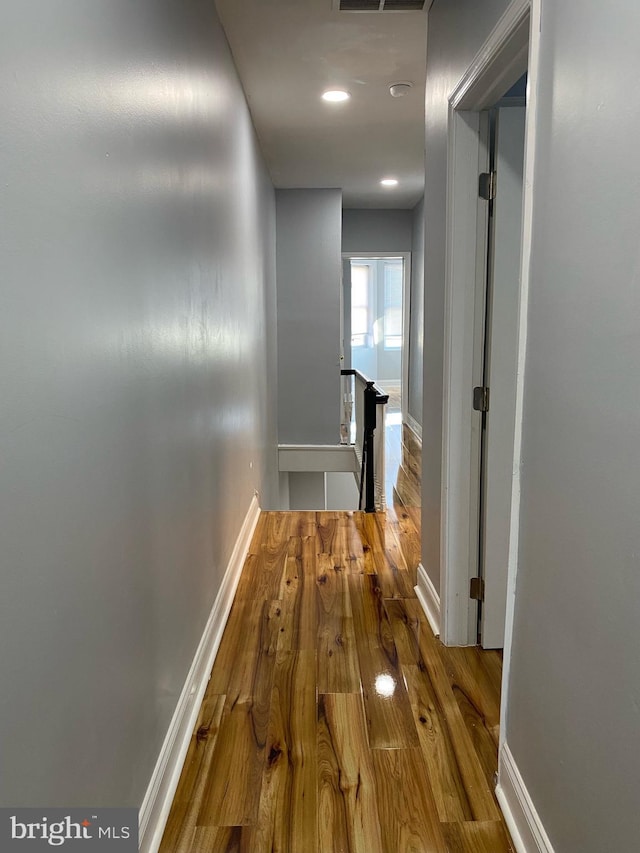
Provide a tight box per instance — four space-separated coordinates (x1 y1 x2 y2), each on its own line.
246 650 317 853
438 645 501 790
188 826 246 852
348 573 396 654
395 505 422 558
159 695 226 852
374 516 416 598
316 553 361 693
163 508 513 851
395 463 422 509
208 599 282 700
348 574 419 749
316 553 352 617
317 512 356 575
233 552 262 601
386 510 421 586
198 604 282 826
355 512 414 598
373 511 409 572
317 693 384 853
278 536 317 651
479 649 504 698
340 513 366 571
450 688 499 793
262 511 294 547
390 600 498 821
353 513 379 576
376 561 416 600
384 598 421 666
402 664 474 822
413 623 501 820
316 512 340 556
196 699 266 826
405 504 422 532
436 646 501 748
441 820 515 853
372 748 448 853
234 539 288 601
291 511 318 539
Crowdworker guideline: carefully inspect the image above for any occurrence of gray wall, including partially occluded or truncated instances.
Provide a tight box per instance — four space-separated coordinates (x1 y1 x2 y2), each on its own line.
342 208 413 254
408 197 425 427
276 189 342 444
0 0 277 809
425 0 640 849
422 0 512 592
506 2 640 850
288 472 326 510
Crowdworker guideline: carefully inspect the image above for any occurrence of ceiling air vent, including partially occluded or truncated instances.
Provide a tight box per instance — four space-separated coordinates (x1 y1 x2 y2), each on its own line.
336 0 425 11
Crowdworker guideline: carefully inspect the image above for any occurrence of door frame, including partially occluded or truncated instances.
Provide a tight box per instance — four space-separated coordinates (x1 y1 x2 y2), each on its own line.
342 251 412 422
439 0 540 664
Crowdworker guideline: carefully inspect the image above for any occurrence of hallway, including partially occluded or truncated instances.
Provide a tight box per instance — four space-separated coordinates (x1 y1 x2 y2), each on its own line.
160 510 513 852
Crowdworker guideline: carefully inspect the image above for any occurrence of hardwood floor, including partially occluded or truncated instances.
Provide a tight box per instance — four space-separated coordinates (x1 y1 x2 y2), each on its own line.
160 510 513 852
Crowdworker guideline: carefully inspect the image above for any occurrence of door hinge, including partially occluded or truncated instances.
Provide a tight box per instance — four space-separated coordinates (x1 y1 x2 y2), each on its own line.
470 577 485 601
479 171 497 201
473 386 490 412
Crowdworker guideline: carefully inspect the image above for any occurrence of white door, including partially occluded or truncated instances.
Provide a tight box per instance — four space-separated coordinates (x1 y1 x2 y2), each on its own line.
480 106 526 649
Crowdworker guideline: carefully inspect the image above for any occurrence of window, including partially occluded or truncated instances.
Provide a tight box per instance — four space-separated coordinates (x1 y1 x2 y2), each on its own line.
351 263 371 347
383 261 403 349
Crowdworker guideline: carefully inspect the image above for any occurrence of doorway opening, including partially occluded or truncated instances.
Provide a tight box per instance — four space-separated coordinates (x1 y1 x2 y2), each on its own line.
342 251 414 512
350 255 404 397
475 90 527 648
438 0 539 663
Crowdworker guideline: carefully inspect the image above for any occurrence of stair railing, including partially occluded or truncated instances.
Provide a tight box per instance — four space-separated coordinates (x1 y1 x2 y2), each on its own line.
340 369 388 512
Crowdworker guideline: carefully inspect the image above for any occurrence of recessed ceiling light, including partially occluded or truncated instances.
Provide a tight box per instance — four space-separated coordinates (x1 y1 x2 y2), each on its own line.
380 178 399 187
322 89 350 102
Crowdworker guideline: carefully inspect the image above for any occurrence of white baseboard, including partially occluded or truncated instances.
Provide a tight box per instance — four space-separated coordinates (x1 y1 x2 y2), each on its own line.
138 494 261 853
496 743 555 853
405 413 422 442
414 563 441 637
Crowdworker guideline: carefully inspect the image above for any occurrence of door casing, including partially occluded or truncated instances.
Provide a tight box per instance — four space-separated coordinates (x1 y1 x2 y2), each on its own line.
479 104 527 650
342 251 412 424
439 0 540 686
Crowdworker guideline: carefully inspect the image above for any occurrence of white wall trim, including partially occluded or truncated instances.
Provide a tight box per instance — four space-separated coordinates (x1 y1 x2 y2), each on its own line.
440 0 532 647
405 412 422 442
496 743 555 853
440 105 484 647
450 0 530 111
341 251 412 426
341 251 410 259
278 444 358 473
138 495 261 853
401 253 412 427
500 0 540 755
414 563 441 637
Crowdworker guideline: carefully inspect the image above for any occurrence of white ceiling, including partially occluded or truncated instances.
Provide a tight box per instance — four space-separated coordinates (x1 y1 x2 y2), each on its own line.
215 0 427 209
